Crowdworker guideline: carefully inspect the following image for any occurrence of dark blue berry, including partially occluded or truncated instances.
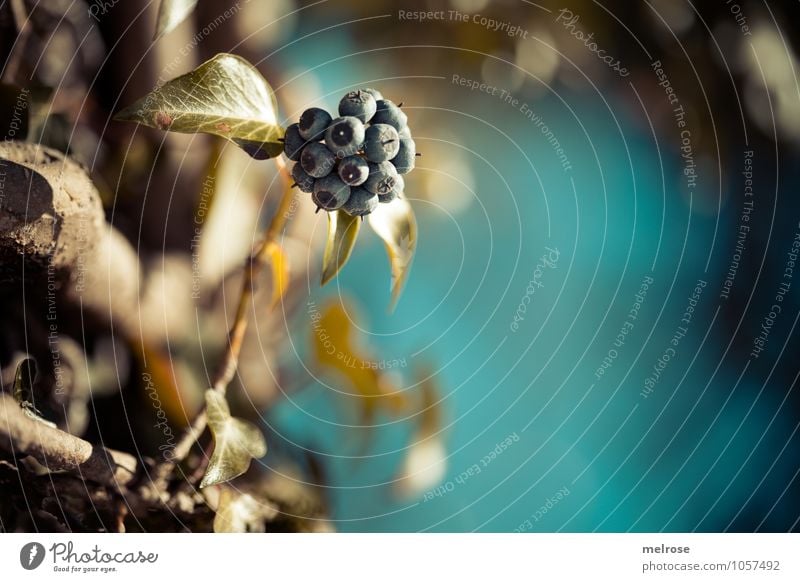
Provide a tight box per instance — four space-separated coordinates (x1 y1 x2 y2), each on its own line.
301 142 336 178
398 126 412 140
312 174 351 210
298 107 332 141
325 116 366 158
379 174 403 203
291 163 316 193
338 156 369 186
391 137 416 174
283 123 306 160
339 90 377 123
363 123 400 163
372 99 407 131
342 186 379 217
361 87 384 101
364 161 398 195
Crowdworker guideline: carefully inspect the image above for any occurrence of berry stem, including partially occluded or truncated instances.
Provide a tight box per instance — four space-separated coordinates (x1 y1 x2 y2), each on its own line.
153 155 296 489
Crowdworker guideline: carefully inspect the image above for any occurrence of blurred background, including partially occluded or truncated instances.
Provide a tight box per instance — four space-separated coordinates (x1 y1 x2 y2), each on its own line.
2 0 800 532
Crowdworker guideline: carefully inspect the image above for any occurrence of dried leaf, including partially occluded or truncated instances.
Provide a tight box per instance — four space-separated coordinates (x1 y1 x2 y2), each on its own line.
311 301 408 427
115 53 283 159
321 210 361 286
368 197 417 311
155 0 198 39
201 390 267 488
213 486 278 533
264 241 290 310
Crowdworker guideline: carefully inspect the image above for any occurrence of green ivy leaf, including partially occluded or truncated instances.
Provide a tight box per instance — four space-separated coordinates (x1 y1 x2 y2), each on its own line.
368 197 418 311
200 389 267 489
155 0 198 39
114 53 283 160
321 210 361 286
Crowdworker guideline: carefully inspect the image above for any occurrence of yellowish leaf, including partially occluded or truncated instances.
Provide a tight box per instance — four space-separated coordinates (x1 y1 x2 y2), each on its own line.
320 210 361 286
201 390 267 489
311 301 408 426
368 197 418 311
264 241 290 310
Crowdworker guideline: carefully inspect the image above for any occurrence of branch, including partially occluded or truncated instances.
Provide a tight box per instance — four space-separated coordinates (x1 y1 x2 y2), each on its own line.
0 394 138 487
154 155 296 486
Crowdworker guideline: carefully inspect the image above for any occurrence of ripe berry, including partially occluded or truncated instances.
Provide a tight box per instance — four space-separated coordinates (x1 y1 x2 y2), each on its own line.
364 161 398 195
398 126 412 140
301 142 336 178
298 107 332 141
391 137 416 174
342 186 379 217
312 174 351 210
379 174 403 203
291 162 316 193
338 155 369 186
325 116 366 158
363 123 400 163
283 123 306 160
372 99 407 131
339 90 377 123
361 87 384 101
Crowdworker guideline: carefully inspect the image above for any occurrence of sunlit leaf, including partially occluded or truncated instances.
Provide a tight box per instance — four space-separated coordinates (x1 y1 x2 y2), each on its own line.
155 0 198 39
368 197 417 311
264 241 290 310
12 357 56 428
115 53 283 160
200 389 267 488
213 486 277 533
320 210 361 286
311 301 409 428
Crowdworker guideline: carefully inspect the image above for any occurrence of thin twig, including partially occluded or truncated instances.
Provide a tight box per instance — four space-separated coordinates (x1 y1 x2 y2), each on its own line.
153 156 295 487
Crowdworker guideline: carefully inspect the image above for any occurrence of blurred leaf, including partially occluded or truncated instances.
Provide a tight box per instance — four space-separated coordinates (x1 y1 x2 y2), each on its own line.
264 241 290 310
213 486 277 532
368 197 417 311
115 53 283 160
312 301 408 427
155 0 198 39
321 210 361 285
201 389 267 489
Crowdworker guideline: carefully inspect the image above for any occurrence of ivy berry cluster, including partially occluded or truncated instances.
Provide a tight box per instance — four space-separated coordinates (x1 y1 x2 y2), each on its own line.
282 88 418 217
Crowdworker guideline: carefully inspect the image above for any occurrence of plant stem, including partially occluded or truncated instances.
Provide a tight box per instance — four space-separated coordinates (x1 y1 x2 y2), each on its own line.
153 156 295 488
